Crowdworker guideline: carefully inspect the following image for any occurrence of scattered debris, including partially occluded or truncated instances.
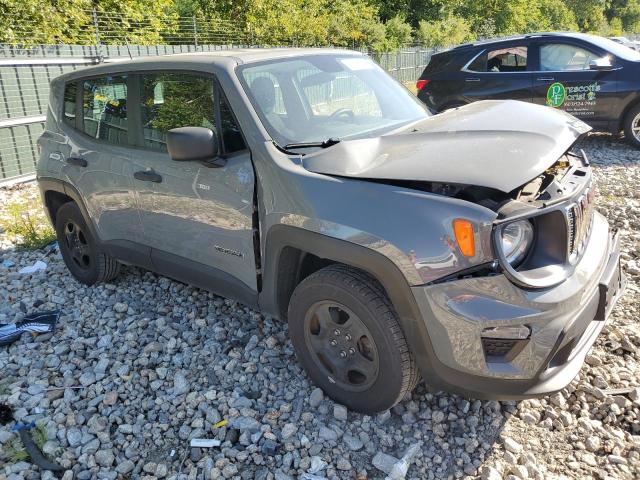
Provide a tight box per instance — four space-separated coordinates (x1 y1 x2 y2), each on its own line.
212 419 228 429
13 423 64 471
2 259 15 268
0 310 60 346
373 451 399 475
190 438 221 448
386 442 423 480
18 260 47 274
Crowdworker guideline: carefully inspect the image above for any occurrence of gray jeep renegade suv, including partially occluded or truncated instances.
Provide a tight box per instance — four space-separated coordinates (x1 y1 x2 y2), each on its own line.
37 48 625 413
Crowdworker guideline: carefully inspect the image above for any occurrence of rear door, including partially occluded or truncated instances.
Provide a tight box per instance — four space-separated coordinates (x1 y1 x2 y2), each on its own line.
60 75 145 248
128 71 257 295
531 39 618 124
460 43 533 103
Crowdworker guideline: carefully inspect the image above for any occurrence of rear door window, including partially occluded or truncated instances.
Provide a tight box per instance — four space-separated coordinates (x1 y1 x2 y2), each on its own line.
81 75 128 144
468 46 528 72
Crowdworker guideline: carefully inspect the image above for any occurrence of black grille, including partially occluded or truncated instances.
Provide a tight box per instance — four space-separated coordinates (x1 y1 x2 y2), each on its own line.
482 338 517 358
567 185 595 257
567 206 577 254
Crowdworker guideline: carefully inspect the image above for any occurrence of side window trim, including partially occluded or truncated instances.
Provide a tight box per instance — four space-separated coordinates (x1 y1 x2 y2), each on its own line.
73 80 82 130
215 80 249 157
127 74 144 148
213 79 225 157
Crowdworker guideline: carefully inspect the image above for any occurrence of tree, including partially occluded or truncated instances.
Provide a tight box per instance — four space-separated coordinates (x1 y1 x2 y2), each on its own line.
417 15 474 47
384 15 413 48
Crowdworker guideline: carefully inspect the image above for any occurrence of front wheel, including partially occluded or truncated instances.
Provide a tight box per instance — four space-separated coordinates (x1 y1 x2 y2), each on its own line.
287 265 418 413
623 103 640 148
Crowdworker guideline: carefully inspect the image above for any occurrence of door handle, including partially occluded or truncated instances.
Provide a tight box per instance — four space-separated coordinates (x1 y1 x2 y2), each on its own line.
134 170 162 183
536 77 555 81
66 157 87 167
465 77 481 82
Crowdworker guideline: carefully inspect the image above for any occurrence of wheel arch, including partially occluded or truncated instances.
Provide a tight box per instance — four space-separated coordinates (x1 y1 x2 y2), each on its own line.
38 177 98 240
259 224 436 379
618 95 640 132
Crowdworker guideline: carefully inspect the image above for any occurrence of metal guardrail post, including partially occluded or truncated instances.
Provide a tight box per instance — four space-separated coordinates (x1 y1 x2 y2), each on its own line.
92 8 104 62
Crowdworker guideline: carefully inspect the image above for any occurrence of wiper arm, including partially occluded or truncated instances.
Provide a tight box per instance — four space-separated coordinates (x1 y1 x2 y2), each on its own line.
283 138 341 150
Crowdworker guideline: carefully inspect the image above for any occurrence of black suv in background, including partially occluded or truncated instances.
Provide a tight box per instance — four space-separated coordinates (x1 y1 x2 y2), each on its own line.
416 32 640 147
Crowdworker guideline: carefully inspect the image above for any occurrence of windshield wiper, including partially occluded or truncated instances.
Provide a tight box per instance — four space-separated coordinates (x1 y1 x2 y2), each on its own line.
283 138 341 150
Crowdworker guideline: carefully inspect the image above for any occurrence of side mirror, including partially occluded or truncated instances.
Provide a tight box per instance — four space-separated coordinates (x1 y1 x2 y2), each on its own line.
167 127 221 165
589 56 613 71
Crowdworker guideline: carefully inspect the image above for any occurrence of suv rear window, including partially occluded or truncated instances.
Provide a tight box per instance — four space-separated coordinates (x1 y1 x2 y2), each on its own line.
82 76 128 144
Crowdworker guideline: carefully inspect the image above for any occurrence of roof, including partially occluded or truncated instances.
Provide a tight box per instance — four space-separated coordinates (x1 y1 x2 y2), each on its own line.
53 47 364 81
110 47 362 67
447 31 601 51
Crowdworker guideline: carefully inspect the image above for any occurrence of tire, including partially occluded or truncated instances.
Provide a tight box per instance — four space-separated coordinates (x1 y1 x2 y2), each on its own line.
55 202 120 285
623 103 640 148
288 265 418 413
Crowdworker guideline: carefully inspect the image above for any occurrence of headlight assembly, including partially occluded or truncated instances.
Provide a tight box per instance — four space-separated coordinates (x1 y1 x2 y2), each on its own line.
500 220 534 266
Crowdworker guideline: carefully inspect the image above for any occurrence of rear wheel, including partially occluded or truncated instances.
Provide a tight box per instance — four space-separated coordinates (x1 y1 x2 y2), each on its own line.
55 202 120 285
623 103 640 148
288 265 418 413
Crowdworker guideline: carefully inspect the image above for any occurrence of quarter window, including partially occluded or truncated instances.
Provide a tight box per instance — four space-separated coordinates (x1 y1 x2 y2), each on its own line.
540 44 599 71
81 76 128 143
63 82 77 126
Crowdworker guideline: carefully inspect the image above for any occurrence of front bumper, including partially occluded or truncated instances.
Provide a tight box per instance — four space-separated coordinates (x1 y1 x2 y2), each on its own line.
411 212 626 399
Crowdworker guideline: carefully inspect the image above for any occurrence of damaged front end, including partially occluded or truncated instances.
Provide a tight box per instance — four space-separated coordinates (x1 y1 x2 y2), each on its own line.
492 149 596 289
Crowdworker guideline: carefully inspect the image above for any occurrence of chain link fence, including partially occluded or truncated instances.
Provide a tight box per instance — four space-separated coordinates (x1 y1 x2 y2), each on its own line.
0 10 440 184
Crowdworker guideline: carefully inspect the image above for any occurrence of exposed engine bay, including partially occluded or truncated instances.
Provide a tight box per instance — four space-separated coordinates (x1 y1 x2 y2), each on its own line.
361 149 590 214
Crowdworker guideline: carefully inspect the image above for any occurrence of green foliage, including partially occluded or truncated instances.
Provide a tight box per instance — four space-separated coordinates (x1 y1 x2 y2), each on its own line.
4 438 29 463
0 0 638 50
0 0 177 45
383 15 413 49
417 15 475 47
0 422 50 464
0 197 56 250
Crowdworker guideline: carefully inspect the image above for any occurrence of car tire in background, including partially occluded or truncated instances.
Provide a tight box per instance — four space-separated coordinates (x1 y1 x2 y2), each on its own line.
55 202 120 285
287 264 419 413
623 103 640 148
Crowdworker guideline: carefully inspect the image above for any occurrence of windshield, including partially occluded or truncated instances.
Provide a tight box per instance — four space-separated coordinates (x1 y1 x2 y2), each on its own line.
238 54 428 147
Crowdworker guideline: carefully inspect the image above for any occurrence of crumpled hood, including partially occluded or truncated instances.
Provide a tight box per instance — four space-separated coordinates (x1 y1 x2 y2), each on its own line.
302 100 591 193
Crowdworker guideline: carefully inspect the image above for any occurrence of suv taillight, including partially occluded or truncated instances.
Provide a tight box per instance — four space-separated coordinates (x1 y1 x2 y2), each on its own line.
416 79 430 90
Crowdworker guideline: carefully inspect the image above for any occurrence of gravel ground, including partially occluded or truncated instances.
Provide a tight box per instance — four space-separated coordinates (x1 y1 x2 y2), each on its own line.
0 133 639 480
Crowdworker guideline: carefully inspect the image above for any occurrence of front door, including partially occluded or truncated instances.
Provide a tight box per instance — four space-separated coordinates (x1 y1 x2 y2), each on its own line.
462 44 533 103
129 71 257 296
531 41 618 124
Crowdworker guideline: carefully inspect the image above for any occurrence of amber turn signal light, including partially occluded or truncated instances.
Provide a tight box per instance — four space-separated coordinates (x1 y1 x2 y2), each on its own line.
453 219 475 257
